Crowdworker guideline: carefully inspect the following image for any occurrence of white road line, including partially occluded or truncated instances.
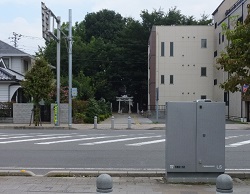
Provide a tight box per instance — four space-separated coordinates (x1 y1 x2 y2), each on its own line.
36 134 77 137
0 136 33 140
225 136 239 139
126 139 165 146
0 135 73 144
35 135 127 145
226 140 250 147
80 135 162 145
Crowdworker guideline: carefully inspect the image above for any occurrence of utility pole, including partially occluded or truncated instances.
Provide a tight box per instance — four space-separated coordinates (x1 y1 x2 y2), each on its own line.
9 32 21 48
68 9 73 128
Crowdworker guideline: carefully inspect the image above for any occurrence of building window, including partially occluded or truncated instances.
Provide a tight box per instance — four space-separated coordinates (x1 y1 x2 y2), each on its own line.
201 95 207 99
214 50 217 57
170 75 174 84
161 42 164 56
201 39 207 48
215 22 217 29
24 60 28 72
214 79 217 85
170 42 174 56
222 34 224 42
201 67 207 76
219 33 221 44
161 75 164 84
2 58 9 68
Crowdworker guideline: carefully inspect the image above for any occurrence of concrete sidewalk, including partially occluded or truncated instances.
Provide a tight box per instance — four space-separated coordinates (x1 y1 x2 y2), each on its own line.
0 175 250 194
0 113 249 130
0 122 249 130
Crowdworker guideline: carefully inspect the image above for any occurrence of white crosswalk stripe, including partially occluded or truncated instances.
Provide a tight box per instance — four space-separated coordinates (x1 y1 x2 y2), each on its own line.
35 135 127 145
80 135 162 145
0 135 76 144
0 135 33 140
126 139 165 146
226 140 250 148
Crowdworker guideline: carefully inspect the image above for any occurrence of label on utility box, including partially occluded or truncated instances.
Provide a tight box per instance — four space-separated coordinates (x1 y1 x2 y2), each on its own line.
170 165 186 169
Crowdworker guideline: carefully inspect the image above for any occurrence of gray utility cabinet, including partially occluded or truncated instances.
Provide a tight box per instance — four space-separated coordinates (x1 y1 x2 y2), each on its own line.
165 101 225 183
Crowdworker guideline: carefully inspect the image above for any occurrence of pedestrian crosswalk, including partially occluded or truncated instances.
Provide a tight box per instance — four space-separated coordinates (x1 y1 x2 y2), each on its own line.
0 132 164 147
225 134 250 148
0 132 250 148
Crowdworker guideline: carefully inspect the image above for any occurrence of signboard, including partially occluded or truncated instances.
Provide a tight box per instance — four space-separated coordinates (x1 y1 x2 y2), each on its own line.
72 88 78 97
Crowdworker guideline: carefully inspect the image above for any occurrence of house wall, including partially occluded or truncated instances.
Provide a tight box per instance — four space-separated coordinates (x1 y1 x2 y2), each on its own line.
11 57 22 73
0 83 9 102
9 56 32 75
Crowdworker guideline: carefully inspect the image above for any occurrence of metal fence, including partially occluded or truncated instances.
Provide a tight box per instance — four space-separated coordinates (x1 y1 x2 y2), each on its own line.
148 105 166 111
0 102 13 118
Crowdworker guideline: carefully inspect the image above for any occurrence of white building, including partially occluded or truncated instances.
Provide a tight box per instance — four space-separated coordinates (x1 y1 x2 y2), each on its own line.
213 0 250 120
0 40 34 102
148 0 250 121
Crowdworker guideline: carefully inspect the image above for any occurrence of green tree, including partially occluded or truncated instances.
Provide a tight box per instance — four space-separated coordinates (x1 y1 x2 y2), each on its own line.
74 71 95 100
21 57 54 126
83 9 126 43
216 9 250 93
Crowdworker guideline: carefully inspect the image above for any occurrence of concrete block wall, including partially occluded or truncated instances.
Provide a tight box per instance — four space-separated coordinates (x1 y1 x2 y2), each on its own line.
51 103 68 124
13 103 33 124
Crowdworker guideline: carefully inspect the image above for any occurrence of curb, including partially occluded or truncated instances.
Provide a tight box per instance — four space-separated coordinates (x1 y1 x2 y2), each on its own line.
0 170 249 179
44 170 165 177
0 170 35 176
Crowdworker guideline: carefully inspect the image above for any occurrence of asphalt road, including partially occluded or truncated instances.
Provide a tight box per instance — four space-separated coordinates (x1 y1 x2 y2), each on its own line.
0 129 249 175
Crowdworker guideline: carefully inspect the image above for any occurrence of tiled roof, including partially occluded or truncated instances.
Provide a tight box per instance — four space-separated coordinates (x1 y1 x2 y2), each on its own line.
0 40 30 56
0 67 24 81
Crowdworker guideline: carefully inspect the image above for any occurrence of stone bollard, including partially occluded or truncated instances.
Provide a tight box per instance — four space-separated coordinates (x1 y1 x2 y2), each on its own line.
111 116 114 129
94 116 97 129
128 116 131 129
216 174 233 193
96 174 113 193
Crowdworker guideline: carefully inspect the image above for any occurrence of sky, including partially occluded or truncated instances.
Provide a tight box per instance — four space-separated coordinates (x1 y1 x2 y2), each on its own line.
1 0 223 55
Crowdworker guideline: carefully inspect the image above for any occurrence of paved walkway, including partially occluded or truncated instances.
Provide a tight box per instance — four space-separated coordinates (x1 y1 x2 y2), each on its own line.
0 176 250 194
0 113 249 130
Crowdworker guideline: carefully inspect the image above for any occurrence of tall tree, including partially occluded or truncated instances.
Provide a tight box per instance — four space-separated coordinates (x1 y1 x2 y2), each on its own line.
216 9 250 93
83 9 126 43
21 57 54 126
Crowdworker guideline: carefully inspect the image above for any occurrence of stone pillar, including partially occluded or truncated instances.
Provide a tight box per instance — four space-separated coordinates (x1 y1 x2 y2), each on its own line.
118 100 121 113
128 100 131 114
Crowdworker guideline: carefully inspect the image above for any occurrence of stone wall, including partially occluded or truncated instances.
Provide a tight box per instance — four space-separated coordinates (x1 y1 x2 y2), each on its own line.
13 103 33 124
12 103 69 124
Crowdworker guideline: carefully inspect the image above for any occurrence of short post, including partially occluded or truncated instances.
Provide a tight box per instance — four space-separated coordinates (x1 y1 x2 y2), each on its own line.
128 116 131 129
96 174 113 193
111 116 114 129
94 116 97 129
216 174 233 193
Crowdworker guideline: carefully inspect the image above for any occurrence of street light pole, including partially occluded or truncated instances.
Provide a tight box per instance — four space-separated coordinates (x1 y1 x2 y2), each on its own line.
68 9 72 128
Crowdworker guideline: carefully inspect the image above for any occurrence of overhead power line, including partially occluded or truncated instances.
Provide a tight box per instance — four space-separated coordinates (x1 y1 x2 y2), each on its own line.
8 32 21 48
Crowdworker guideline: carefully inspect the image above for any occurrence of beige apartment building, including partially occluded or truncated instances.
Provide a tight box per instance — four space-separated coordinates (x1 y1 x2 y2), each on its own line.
148 0 250 120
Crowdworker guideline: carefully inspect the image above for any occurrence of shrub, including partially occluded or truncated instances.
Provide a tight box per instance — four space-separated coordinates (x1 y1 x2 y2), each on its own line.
73 113 85 123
